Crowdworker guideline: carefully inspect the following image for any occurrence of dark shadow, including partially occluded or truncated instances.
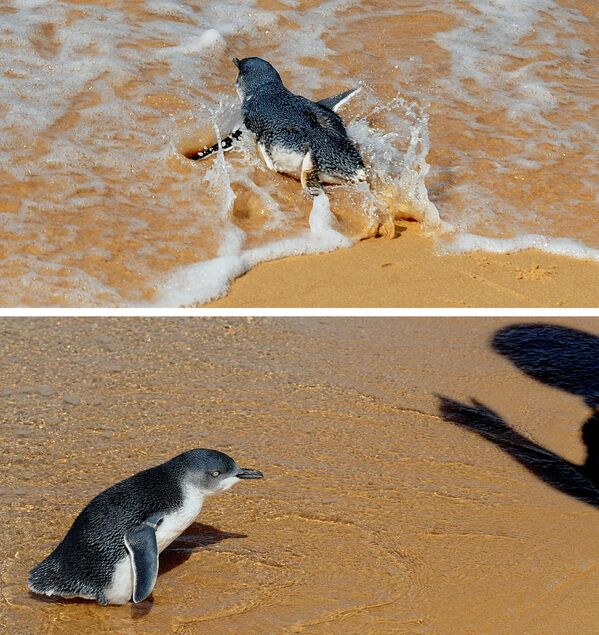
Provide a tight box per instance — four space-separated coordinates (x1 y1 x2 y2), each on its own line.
437 323 599 509
492 323 599 408
395 223 408 238
130 595 154 618
130 522 246 617
438 396 599 507
158 522 246 576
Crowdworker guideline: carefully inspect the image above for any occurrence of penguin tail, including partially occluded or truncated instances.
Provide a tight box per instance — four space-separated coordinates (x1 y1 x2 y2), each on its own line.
29 555 108 603
185 129 243 161
28 557 64 596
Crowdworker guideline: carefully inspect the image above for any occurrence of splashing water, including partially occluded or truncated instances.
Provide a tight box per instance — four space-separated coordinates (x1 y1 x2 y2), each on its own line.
157 190 351 306
1 0 596 305
156 87 442 306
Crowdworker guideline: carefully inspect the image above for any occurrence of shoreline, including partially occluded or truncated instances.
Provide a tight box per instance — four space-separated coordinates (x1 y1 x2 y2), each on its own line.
205 223 599 308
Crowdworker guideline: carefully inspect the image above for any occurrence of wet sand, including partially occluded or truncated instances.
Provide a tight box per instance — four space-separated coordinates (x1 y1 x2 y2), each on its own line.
207 224 599 308
2 0 598 306
2 317 599 633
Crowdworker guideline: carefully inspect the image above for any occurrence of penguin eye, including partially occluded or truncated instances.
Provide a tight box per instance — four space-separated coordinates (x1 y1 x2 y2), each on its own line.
210 471 220 477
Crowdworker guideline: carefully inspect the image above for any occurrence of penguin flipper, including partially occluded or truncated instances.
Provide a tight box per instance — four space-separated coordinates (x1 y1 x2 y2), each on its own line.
317 86 361 113
124 513 163 603
300 151 322 196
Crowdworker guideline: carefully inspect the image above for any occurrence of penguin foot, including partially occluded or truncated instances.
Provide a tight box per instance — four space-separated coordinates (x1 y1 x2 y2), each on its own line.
306 185 323 197
300 151 323 196
377 214 397 239
359 214 396 240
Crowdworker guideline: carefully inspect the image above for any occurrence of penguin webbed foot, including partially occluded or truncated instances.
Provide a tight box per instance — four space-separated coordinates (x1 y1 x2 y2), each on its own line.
305 185 323 197
300 151 323 197
96 591 110 606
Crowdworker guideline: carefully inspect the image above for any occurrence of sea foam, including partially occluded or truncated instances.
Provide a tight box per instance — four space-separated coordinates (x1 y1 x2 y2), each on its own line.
156 191 351 307
0 0 597 306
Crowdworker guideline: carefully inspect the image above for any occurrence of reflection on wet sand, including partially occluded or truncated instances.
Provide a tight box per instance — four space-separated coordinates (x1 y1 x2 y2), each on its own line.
3 317 599 633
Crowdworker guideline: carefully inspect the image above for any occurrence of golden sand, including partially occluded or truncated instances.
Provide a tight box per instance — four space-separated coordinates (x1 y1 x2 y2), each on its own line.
3 317 599 633
207 224 599 308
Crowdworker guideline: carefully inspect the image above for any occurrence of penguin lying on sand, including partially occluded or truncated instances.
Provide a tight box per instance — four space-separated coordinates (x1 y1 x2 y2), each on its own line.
189 57 365 196
28 449 263 605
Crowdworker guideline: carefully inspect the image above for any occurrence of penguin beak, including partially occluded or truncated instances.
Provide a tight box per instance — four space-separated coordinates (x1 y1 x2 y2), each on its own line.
232 57 241 69
237 468 263 479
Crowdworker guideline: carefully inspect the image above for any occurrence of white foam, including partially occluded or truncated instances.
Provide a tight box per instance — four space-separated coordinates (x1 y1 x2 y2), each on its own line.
155 192 352 307
433 0 592 142
440 232 599 263
417 0 598 246
158 29 226 56
348 94 447 232
0 256 125 306
2 0 597 305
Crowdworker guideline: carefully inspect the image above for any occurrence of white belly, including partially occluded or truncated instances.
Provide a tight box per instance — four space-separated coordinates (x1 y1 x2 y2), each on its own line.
269 145 304 178
258 142 303 178
104 484 205 604
104 556 133 605
258 142 366 185
156 488 204 553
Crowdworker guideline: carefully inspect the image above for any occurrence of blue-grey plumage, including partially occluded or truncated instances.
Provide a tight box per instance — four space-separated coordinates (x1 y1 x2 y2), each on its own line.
28 449 263 605
233 57 366 193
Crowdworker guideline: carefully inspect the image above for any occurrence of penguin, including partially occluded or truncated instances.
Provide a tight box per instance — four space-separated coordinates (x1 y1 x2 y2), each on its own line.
189 57 365 195
28 449 263 605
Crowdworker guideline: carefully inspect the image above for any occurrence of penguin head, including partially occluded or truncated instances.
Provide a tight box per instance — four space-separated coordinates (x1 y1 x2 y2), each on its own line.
181 448 263 496
233 57 283 100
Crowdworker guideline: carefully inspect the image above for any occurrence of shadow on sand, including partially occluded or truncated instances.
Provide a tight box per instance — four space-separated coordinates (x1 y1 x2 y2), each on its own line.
158 522 246 576
130 522 246 617
437 323 599 509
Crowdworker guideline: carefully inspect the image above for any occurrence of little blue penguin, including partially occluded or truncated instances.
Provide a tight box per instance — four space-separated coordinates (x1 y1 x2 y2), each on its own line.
190 57 365 195
28 449 263 605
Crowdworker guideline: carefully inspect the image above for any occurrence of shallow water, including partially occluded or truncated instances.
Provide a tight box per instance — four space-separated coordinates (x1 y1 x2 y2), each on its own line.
1 0 597 306
3 317 599 633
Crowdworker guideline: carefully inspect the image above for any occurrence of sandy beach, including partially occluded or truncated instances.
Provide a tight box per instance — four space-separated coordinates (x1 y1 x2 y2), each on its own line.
207 225 599 308
2 317 599 633
2 0 597 307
